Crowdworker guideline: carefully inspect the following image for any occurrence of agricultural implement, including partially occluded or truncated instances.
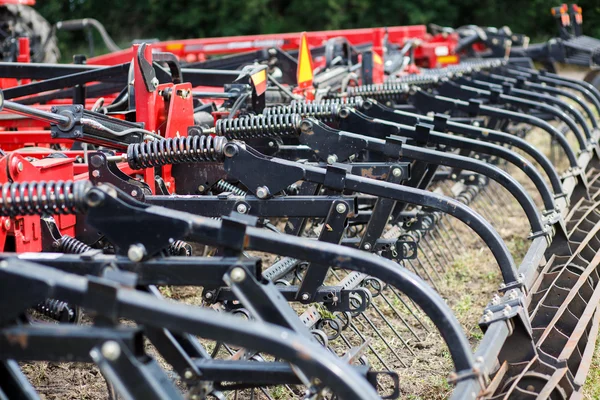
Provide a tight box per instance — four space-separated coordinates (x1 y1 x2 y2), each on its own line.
0 8 600 400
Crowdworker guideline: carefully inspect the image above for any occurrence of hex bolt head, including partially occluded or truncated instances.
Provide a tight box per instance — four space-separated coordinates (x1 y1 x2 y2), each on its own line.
256 186 270 199
127 244 146 262
197 185 205 193
131 190 138 197
392 168 402 177
236 203 248 214
230 267 246 283
17 162 23 172
301 293 310 301
363 243 372 250
151 77 159 88
92 170 100 178
101 341 121 361
204 292 213 299
335 203 347 214
326 155 338 165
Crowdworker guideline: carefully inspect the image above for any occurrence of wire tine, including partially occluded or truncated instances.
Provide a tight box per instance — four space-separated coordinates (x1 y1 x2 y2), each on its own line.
433 225 454 264
439 217 462 254
378 290 424 340
370 300 417 356
350 321 391 371
355 315 408 368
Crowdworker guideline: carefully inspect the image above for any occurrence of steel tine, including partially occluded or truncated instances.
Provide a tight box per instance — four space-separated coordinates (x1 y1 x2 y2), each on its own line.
369 300 417 356
354 315 407 368
349 321 391 371
416 242 444 283
433 224 454 264
439 217 462 254
378 290 423 341
408 258 441 291
425 233 451 267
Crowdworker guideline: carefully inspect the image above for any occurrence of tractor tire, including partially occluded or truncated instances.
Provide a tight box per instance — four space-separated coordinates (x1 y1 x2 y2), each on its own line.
0 4 60 63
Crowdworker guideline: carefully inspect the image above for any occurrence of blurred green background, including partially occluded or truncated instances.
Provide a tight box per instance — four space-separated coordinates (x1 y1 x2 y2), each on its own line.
34 0 600 61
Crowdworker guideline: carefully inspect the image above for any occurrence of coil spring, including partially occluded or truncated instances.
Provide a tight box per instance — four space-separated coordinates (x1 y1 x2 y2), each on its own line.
168 240 192 256
389 74 441 86
0 181 90 217
34 298 78 323
265 97 365 122
56 235 93 254
127 136 227 170
214 179 247 196
291 96 365 108
214 114 301 140
347 83 409 102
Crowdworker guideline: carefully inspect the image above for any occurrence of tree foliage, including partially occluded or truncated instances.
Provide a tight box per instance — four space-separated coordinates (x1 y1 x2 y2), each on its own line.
34 0 600 59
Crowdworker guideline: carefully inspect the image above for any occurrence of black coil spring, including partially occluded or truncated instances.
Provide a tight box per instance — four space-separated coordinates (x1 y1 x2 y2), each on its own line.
57 235 93 254
347 82 409 102
214 179 247 196
168 240 192 256
127 136 227 170
0 181 90 217
265 97 365 122
214 114 301 140
34 299 79 323
264 103 339 122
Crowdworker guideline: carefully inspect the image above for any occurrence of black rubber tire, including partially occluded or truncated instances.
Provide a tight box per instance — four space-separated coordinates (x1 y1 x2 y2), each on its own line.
0 5 60 63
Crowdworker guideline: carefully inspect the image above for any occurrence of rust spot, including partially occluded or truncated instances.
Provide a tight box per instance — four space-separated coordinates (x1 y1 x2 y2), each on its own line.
291 341 312 360
359 167 387 180
243 234 251 248
5 333 28 349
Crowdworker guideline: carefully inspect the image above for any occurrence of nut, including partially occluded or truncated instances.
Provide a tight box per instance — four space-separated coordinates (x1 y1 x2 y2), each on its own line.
363 243 372 251
236 203 248 214
326 155 338 164
301 293 310 301
392 168 402 177
92 170 100 178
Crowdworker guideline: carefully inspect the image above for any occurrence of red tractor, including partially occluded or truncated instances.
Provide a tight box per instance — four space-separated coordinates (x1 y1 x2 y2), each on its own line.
0 0 59 62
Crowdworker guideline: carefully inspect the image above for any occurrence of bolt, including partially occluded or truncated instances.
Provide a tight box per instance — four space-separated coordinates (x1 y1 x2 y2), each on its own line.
17 162 23 172
256 186 270 199
131 190 138 197
268 141 275 147
184 369 194 380
3 219 10 230
301 293 310 301
127 244 146 262
335 203 347 214
473 121 480 127
451 173 457 179
469 175 475 182
392 168 402 177
363 243 372 251
197 185 205 193
326 154 338 164
101 341 121 361
491 294 500 305
236 203 248 214
204 292 213 299
92 170 100 178
503 305 512 317
230 267 246 283
151 77 159 88
499 282 506 289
